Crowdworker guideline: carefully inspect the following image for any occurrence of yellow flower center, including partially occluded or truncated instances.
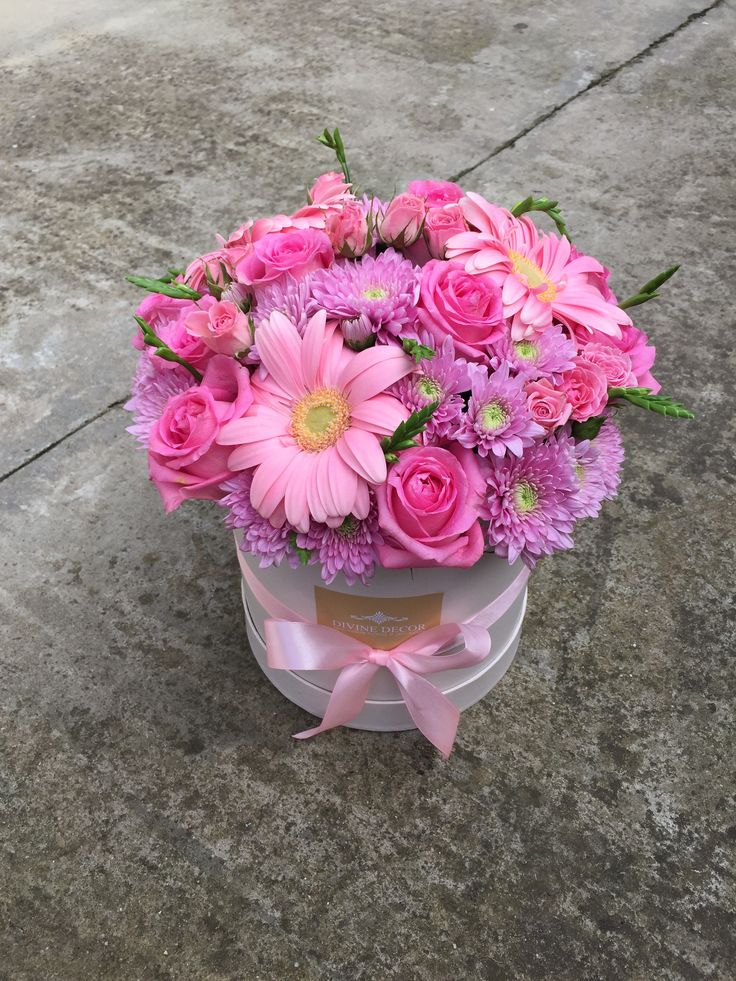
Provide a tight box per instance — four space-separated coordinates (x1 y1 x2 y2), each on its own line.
291 387 350 452
362 286 388 299
508 249 557 303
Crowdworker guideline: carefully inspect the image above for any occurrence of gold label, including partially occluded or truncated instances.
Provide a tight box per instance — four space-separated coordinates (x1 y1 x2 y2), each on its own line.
314 586 444 651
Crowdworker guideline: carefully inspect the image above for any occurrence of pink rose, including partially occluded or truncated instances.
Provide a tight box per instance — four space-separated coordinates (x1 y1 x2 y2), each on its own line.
407 180 464 208
378 192 426 248
560 357 608 421
235 228 333 286
185 297 252 356
375 445 486 568
423 204 467 259
609 324 660 393
133 294 212 372
148 355 253 511
307 171 353 207
325 201 370 257
133 293 192 340
292 172 355 224
525 379 572 431
579 342 636 388
417 260 505 361
184 251 235 293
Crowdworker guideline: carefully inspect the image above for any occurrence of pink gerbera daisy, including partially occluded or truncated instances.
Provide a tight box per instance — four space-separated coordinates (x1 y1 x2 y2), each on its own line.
446 192 631 340
217 310 413 531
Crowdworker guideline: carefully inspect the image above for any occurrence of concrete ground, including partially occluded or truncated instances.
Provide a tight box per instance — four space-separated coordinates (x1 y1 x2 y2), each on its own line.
1 0 734 977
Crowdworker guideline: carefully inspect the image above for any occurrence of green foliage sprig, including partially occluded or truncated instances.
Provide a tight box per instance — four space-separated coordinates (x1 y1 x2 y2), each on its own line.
571 416 607 441
401 338 436 363
510 195 571 239
381 402 439 463
608 387 694 419
127 274 201 301
288 532 312 567
618 265 679 310
316 127 351 184
133 315 203 382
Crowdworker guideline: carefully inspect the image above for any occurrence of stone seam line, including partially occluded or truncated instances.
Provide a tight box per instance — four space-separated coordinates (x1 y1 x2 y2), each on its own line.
0 0 722 486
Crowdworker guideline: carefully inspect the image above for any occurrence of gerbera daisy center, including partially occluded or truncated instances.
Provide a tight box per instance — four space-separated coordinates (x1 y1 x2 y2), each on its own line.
514 480 539 514
291 387 351 452
508 249 557 303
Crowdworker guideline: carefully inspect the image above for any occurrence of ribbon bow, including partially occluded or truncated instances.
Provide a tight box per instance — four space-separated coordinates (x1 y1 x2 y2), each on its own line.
237 541 529 758
266 619 493 758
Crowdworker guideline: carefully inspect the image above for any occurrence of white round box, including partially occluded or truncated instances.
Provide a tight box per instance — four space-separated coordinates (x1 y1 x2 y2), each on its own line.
238 541 528 732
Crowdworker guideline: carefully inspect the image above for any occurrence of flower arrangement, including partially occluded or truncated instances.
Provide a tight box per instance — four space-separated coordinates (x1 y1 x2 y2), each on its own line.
126 128 692 586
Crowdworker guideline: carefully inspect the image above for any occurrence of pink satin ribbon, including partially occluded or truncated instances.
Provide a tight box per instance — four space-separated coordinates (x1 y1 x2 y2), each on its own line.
236 540 529 758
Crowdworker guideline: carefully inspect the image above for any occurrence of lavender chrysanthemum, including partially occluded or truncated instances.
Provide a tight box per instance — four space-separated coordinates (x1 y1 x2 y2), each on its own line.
296 504 383 586
592 417 625 498
556 431 608 519
309 248 420 340
124 355 194 446
457 362 544 458
482 439 579 567
492 325 576 381
396 336 470 443
220 473 302 569
253 274 311 332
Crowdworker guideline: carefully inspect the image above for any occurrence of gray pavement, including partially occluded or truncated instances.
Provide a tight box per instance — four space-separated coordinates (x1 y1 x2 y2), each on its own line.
1 1 734 978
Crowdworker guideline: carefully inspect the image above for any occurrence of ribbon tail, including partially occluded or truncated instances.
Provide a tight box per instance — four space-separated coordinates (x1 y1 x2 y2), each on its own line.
390 663 460 760
293 662 379 741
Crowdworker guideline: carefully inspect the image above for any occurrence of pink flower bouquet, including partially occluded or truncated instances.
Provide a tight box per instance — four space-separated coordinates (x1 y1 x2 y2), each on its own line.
126 129 692 755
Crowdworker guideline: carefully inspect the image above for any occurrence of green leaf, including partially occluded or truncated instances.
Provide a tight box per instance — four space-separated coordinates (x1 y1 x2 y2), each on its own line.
571 416 606 441
510 195 571 239
127 275 201 301
288 532 312 566
134 315 203 382
315 126 351 184
618 264 679 310
607 386 694 419
401 337 436 363
380 402 439 460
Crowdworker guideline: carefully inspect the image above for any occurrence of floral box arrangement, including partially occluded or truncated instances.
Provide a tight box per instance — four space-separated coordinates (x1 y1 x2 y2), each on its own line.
126 129 691 757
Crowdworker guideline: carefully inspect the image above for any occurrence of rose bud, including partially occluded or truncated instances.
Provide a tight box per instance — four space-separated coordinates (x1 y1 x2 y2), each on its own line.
378 192 426 248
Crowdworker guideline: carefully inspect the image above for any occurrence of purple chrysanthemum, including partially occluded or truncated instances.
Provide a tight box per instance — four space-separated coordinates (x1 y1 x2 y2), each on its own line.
296 503 383 586
252 274 312 333
309 248 420 340
482 439 579 567
492 325 576 381
395 336 470 443
124 356 194 446
457 362 545 458
220 473 302 569
556 431 608 519
592 416 625 498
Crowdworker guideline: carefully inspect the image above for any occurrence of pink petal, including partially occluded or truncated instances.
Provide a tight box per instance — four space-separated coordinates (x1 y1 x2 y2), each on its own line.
284 465 311 532
301 310 328 390
350 394 409 436
502 275 526 306
250 444 300 518
329 454 360 518
217 407 289 445
227 438 279 471
336 428 387 484
256 312 306 397
353 480 370 520
339 347 413 406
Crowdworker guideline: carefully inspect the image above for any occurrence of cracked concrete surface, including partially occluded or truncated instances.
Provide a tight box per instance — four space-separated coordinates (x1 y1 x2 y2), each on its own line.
1 1 734 978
